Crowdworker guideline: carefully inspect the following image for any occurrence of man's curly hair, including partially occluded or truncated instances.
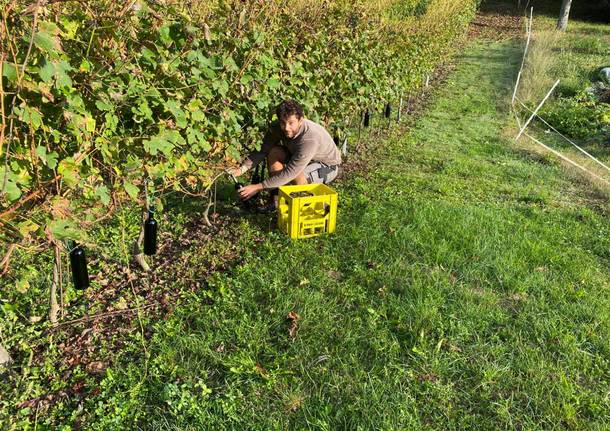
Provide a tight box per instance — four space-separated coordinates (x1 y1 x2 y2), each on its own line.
276 99 304 121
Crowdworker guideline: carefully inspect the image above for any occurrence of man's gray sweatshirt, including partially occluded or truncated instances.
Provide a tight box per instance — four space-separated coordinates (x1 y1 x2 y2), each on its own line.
241 119 342 189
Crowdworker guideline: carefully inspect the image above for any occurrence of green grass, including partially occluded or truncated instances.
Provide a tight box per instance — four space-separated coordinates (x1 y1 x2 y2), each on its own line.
55 39 609 430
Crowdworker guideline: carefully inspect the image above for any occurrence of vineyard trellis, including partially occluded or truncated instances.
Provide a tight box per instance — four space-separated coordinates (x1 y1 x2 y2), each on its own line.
0 0 480 329
511 7 610 188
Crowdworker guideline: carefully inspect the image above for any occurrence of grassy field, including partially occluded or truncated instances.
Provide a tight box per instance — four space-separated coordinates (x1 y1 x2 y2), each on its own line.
64 38 609 429
2 6 609 430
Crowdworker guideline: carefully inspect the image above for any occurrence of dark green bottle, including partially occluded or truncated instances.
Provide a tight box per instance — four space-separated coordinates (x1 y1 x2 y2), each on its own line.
233 178 253 209
144 208 158 256
70 244 90 290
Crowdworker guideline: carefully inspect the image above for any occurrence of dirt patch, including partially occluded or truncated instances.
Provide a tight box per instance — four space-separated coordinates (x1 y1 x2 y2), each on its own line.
469 4 523 41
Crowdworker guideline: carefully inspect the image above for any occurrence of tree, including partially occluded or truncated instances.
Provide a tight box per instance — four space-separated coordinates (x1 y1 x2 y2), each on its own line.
556 0 573 30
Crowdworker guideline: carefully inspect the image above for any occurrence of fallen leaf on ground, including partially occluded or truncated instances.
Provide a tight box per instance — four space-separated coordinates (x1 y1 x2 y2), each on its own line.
255 363 268 378
287 311 300 339
86 361 106 374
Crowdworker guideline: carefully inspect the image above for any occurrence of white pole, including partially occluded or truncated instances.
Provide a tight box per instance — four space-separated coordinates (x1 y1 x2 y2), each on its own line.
516 79 560 140
398 97 403 123
512 7 534 105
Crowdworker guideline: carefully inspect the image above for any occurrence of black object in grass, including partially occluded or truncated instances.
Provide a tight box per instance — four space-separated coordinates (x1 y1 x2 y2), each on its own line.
233 178 254 209
385 103 391 119
333 135 340 146
69 244 90 290
144 208 158 256
363 110 370 127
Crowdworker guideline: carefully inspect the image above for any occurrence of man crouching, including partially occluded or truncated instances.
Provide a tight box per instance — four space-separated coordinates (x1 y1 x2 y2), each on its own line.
228 99 342 209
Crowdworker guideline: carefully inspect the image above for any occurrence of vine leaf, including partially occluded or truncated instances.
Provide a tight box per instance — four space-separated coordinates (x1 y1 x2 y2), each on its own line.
33 22 63 54
124 182 139 200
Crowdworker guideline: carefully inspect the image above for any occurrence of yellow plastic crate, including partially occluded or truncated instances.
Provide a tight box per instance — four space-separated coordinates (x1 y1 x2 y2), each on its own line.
277 184 338 239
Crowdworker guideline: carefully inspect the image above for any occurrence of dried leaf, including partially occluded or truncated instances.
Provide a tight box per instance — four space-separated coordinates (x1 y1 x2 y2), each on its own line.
327 270 342 280
284 393 304 413
203 23 212 43
254 363 268 378
417 373 439 383
287 311 300 339
86 361 106 374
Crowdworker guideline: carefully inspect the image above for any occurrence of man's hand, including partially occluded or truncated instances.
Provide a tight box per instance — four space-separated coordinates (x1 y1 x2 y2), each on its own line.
238 183 263 200
226 166 244 178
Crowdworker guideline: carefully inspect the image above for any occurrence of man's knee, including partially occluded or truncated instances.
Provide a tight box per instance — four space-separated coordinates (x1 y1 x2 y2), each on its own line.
267 146 288 175
269 160 284 174
291 171 308 185
267 146 287 164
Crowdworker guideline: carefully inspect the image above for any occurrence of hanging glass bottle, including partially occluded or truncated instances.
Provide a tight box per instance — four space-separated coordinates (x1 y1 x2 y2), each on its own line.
144 208 158 256
69 244 90 290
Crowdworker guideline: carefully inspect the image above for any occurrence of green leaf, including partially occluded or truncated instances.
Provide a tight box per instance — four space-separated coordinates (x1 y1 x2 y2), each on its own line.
33 22 62 53
213 79 229 97
267 78 281 89
2 62 18 82
166 100 188 129
256 97 270 110
186 127 210 152
223 56 239 72
16 106 43 130
159 25 173 46
141 47 157 65
47 152 59 169
34 31 58 53
124 182 139 200
15 278 30 294
38 59 55 83
2 179 21 201
48 218 81 241
240 74 253 85
132 99 153 123
144 135 173 156
95 185 110 205
57 158 79 186
79 59 91 73
36 145 47 162
191 110 205 123
85 116 96 132
95 100 113 111
55 60 73 88
201 66 216 79
17 220 39 238
61 18 79 39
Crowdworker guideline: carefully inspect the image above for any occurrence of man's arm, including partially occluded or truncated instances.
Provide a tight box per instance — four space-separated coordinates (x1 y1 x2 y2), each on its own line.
238 123 282 174
261 140 318 189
